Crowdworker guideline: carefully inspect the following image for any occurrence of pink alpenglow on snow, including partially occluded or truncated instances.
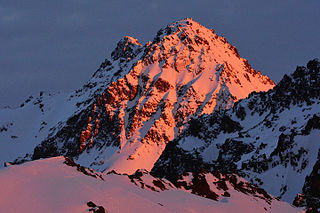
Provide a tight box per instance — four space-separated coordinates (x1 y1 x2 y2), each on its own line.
0 157 301 213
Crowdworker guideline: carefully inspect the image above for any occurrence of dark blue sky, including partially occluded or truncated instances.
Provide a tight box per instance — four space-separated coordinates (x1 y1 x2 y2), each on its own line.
1 0 319 107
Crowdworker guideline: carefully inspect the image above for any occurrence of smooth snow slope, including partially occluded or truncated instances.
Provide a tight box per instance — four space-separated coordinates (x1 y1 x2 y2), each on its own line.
0 157 300 213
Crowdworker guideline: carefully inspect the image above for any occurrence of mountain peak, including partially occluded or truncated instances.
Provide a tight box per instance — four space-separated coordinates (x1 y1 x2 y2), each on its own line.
142 19 275 108
271 58 320 107
169 18 206 32
8 19 275 175
151 18 216 45
75 19 275 173
111 36 142 61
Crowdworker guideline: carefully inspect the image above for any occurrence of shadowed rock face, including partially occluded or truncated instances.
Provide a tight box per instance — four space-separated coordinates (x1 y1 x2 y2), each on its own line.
105 165 277 206
63 157 104 180
111 36 142 61
174 170 273 203
15 18 274 174
295 114 320 210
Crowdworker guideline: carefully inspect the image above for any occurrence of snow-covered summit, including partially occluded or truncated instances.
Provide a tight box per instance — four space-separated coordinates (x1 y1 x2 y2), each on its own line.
1 18 274 175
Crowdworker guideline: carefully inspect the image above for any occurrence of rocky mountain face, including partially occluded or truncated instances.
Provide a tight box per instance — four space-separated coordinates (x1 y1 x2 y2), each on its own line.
0 18 274 174
152 59 320 211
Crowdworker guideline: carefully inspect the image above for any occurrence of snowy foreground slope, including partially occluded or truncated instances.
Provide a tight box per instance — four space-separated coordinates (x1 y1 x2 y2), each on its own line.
0 157 300 213
0 18 274 174
152 59 320 210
